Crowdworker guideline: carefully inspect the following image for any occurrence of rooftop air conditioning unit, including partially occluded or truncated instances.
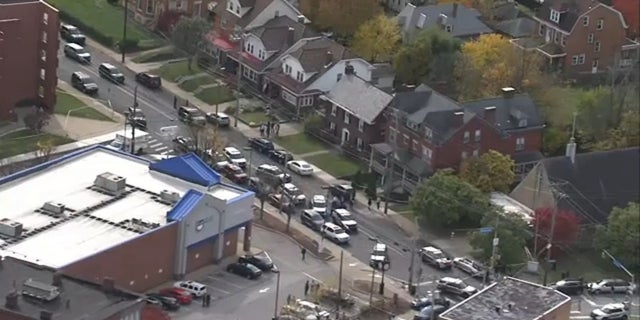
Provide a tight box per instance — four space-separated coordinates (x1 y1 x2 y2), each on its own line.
94 172 126 195
42 202 66 216
0 218 23 238
160 190 180 204
21 279 60 302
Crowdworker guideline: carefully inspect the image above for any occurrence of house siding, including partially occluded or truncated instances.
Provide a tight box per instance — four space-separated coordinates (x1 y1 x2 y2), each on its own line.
322 101 386 152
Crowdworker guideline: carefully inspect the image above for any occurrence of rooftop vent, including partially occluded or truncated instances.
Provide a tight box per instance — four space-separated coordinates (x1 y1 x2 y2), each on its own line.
41 202 66 217
160 190 180 204
129 218 161 232
21 279 60 302
0 218 23 238
297 15 305 23
93 172 126 195
5 292 18 309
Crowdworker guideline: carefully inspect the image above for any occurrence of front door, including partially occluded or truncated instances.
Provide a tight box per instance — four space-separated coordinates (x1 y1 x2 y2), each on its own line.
341 129 350 145
592 59 599 73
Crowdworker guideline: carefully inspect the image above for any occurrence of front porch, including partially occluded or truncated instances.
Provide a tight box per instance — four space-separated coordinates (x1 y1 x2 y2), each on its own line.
511 37 566 69
369 143 430 194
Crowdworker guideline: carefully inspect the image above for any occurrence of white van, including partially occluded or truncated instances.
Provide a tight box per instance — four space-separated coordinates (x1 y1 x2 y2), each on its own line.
108 127 150 153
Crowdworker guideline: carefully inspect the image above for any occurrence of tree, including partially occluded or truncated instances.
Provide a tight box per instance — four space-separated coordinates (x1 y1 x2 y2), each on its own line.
459 150 515 193
469 209 531 268
575 86 615 140
256 181 273 220
410 169 490 228
454 34 544 100
595 202 640 269
352 15 401 63
171 17 210 70
23 111 50 133
533 208 581 258
187 125 227 160
300 0 382 37
597 110 640 150
437 0 476 8
34 138 56 163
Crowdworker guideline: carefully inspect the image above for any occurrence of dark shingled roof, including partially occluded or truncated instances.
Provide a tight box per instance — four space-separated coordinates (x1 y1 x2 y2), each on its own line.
535 0 596 33
440 277 570 320
0 257 142 320
495 17 537 38
462 93 544 131
213 0 277 30
250 15 318 51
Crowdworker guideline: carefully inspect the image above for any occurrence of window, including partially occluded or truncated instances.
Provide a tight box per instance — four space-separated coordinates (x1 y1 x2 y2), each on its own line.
300 96 314 106
41 30 47 43
246 43 254 54
474 129 481 142
221 17 227 28
463 131 470 143
572 55 579 65
389 127 397 142
228 1 233 11
344 112 350 124
257 49 263 60
40 49 46 62
550 9 560 23
554 31 560 43
592 58 599 69
284 64 292 74
561 35 566 47
472 149 479 157
356 138 363 151
518 118 528 127
43 12 48 25
403 134 409 145
596 18 603 30
40 68 46 80
296 71 304 82
330 122 336 132
538 24 545 36
422 146 432 160
516 137 525 151
137 0 143 10
425 127 433 139
331 105 337 116
176 0 182 8
445 25 452 33
358 119 364 132
462 151 468 159
146 0 154 14
582 16 589 26
594 41 601 52
578 54 585 64
412 139 419 152
587 33 594 43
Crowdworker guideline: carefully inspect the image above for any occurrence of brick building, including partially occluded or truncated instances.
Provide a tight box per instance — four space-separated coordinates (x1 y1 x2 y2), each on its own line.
0 0 59 121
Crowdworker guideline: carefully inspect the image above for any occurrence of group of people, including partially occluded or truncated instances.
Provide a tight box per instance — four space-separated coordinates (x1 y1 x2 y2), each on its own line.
259 121 280 138
200 293 212 307
303 280 321 297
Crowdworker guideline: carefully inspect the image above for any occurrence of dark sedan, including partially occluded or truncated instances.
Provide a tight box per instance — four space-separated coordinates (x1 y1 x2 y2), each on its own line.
551 278 585 295
135 72 162 89
227 262 262 279
411 296 451 311
268 149 293 164
248 137 275 153
239 251 276 272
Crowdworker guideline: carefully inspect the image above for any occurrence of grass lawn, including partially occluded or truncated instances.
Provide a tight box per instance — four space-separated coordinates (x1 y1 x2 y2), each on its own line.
54 91 114 122
132 48 184 63
155 61 202 82
544 249 627 283
47 0 164 50
0 129 75 159
304 152 364 178
275 133 326 155
194 86 235 105
179 75 217 92
238 111 271 125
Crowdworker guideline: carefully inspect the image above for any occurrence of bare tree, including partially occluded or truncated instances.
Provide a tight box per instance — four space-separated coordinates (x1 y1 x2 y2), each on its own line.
186 124 227 161
34 138 56 164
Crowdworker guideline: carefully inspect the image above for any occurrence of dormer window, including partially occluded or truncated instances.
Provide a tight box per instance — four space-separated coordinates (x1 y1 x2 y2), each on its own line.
296 71 304 82
228 1 233 11
550 9 560 23
445 25 452 33
518 118 528 127
425 127 433 140
284 64 292 74
407 121 419 131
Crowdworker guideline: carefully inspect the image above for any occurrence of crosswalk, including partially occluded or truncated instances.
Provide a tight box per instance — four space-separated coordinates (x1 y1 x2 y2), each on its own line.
147 137 172 155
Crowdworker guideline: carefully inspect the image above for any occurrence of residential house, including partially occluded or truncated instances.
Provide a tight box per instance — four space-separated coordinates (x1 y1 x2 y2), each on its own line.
496 17 538 38
369 86 544 193
381 0 432 14
612 0 639 39
318 65 393 158
511 0 640 74
127 0 215 27
397 3 493 43
225 15 317 91
204 0 308 62
510 144 640 225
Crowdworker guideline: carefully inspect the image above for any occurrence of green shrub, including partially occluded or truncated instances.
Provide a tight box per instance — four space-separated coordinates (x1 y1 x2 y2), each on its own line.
224 106 237 115
106 0 119 5
117 38 140 53
58 10 114 47
304 114 323 133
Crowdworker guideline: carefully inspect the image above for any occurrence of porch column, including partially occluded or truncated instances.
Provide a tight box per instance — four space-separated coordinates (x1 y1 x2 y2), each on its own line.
243 222 252 252
368 149 374 173
401 168 407 188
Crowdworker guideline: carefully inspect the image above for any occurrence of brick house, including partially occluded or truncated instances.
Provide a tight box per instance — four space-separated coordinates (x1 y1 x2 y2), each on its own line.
369 86 544 193
127 0 215 27
511 0 639 74
317 65 393 158
611 0 639 39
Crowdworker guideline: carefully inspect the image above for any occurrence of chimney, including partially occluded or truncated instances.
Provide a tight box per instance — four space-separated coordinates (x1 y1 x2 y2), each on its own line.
565 137 577 164
40 311 53 320
484 106 496 125
52 272 62 286
438 13 448 27
5 292 18 309
501 87 516 99
495 306 501 314
326 51 334 64
453 2 459 18
287 27 295 46
297 15 305 24
453 111 465 127
344 63 355 75
102 277 115 293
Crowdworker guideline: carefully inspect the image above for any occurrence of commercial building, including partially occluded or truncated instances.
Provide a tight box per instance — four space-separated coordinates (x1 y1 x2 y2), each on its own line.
0 145 254 293
0 0 59 121
439 277 571 320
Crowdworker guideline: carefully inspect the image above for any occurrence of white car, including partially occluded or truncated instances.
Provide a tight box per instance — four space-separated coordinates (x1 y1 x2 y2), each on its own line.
287 160 314 176
174 280 207 297
282 183 307 205
224 147 247 169
321 222 350 244
293 299 331 319
331 208 358 233
310 195 327 215
590 303 629 320
453 257 485 278
588 279 636 294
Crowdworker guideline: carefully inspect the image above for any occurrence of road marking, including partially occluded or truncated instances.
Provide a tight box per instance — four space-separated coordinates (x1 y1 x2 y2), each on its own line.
150 142 163 148
154 146 169 152
417 280 433 286
571 311 582 314
259 287 270 293
348 263 358 267
207 275 244 289
581 295 598 307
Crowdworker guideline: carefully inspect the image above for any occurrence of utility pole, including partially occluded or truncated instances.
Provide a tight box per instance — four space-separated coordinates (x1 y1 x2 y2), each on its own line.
484 215 500 287
234 52 242 127
407 237 417 295
121 0 128 63
337 250 344 313
273 271 281 319
542 201 559 286
130 86 139 154
369 267 376 307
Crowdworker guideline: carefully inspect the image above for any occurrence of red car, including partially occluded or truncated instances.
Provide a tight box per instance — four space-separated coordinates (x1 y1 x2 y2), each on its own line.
158 288 193 305
221 163 248 184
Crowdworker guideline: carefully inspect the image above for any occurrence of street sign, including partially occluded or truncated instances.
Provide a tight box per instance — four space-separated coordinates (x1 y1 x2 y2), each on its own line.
479 227 493 234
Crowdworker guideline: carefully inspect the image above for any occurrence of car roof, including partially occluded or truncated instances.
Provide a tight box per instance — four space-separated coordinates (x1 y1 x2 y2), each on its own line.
62 24 78 29
313 195 325 201
66 42 83 49
323 222 340 229
100 63 116 69
334 208 349 214
374 243 387 250
440 277 462 283
283 183 296 189
602 303 626 309
258 163 275 169
73 71 90 78
422 246 442 253
225 147 240 153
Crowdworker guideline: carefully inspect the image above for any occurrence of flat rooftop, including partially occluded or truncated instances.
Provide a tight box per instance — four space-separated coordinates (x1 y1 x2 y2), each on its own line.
0 147 243 268
439 277 570 320
0 257 141 320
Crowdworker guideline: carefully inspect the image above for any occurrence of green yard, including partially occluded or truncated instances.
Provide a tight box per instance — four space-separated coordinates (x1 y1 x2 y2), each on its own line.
194 86 235 105
544 249 627 283
54 91 113 122
155 61 202 82
0 129 74 159
275 133 327 155
238 111 271 126
179 75 217 92
47 0 164 50
304 152 364 178
132 48 184 63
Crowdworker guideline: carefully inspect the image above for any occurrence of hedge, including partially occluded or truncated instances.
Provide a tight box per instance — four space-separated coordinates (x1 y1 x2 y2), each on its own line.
58 10 114 47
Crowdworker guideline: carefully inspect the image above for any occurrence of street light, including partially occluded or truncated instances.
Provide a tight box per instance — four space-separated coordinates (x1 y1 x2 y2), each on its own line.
368 237 391 297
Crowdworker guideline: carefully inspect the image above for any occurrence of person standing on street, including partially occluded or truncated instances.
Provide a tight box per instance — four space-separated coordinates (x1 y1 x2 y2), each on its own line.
301 247 307 261
367 198 372 210
304 280 310 296
376 199 381 210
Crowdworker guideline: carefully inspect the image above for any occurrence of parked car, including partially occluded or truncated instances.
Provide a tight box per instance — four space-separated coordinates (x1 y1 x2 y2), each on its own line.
551 278 585 295
370 242 389 269
206 112 230 127
223 147 248 169
146 294 180 311
256 164 291 184
219 161 248 184
590 303 629 320
453 257 485 278
268 194 294 214
227 262 262 279
420 246 453 270
174 280 207 297
287 160 314 176
302 209 325 231
70 71 98 95
321 222 350 244
64 43 91 63
411 296 451 310
178 106 206 126
60 24 86 45
145 295 162 307
247 177 261 193
436 277 477 298
98 63 125 84
309 195 327 216
127 107 147 129
413 305 447 320
173 136 196 153
238 251 275 272
135 72 162 89
269 149 293 164
291 299 331 319
282 183 306 206
331 208 357 233
158 287 193 305
248 137 275 153
588 279 636 294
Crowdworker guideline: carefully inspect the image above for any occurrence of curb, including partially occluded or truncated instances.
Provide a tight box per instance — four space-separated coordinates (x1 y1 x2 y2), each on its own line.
253 222 335 262
0 126 27 138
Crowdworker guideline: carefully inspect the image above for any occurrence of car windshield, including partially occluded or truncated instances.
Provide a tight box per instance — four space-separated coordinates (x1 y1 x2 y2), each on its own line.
247 264 260 272
271 167 284 175
229 166 243 174
339 211 353 219
373 249 386 256
131 110 145 118
432 251 447 259
313 200 326 208
334 228 346 235
68 27 81 34
454 281 467 289
312 214 324 222
254 251 273 264
228 152 244 160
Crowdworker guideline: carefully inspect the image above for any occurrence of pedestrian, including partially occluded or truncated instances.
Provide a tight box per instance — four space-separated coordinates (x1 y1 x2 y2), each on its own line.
301 247 307 261
376 199 381 210
274 123 280 136
367 198 372 210
260 124 265 137
206 293 212 307
266 121 272 138
202 294 206 307
304 280 310 296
